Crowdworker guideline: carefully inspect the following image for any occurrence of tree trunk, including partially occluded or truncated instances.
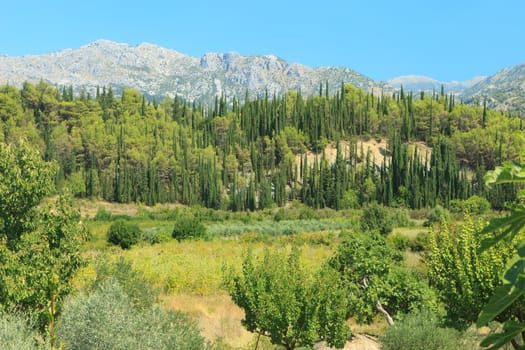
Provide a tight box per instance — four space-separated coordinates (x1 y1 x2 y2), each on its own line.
376 300 394 326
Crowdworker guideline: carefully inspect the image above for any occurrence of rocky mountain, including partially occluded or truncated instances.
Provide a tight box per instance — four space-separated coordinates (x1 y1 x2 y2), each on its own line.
387 75 486 94
460 63 525 113
0 39 378 103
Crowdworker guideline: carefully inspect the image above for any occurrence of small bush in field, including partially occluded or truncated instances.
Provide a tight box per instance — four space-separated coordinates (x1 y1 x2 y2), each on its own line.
389 209 414 228
106 219 142 249
361 203 393 235
449 195 491 215
408 231 430 252
172 217 208 241
273 208 285 222
381 309 460 350
0 312 47 350
388 232 410 251
93 206 112 221
424 205 450 227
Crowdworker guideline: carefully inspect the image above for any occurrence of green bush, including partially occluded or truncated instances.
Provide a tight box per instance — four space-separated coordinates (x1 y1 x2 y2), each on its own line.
172 216 208 241
388 232 410 251
424 204 450 227
360 203 393 235
56 279 205 350
381 309 461 350
106 219 142 249
273 208 285 222
408 231 430 252
0 312 47 350
389 209 414 228
93 206 112 221
148 230 172 244
93 256 158 310
449 195 491 215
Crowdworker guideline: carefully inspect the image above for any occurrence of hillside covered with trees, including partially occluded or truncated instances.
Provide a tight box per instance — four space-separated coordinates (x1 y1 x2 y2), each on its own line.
1 81 523 210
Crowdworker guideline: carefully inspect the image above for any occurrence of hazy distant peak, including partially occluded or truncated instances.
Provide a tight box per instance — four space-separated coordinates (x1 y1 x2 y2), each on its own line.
387 75 487 94
388 75 438 85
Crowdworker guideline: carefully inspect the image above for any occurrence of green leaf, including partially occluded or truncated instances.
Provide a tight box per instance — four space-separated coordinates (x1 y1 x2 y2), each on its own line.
485 162 525 186
477 280 525 326
502 257 525 284
480 320 525 350
479 204 525 252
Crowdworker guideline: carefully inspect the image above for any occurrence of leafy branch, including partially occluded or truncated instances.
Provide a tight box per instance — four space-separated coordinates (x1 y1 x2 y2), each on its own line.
477 163 525 350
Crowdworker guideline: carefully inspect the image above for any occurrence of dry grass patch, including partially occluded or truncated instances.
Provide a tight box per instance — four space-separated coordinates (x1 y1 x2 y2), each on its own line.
162 293 252 348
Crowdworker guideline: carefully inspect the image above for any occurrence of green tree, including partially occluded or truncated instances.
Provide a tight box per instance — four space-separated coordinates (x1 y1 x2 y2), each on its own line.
329 231 435 324
426 214 513 328
0 142 86 333
224 248 350 350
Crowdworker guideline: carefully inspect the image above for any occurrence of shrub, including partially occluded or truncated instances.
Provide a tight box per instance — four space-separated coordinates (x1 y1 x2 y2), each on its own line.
423 205 450 227
56 279 205 350
381 309 460 350
388 232 410 251
273 208 285 222
360 203 393 235
172 217 208 241
449 195 491 215
145 229 172 244
298 207 318 220
106 219 142 249
93 206 112 221
0 312 47 350
389 209 414 228
93 256 158 310
408 231 430 252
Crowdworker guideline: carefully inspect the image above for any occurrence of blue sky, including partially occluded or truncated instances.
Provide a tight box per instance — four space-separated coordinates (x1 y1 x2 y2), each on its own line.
1 0 523 82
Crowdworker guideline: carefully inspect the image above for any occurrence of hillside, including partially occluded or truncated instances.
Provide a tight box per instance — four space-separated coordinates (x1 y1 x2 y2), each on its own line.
0 39 378 103
461 62 525 113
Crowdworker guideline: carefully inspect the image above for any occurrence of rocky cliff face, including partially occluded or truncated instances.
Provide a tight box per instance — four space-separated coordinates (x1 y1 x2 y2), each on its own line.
460 63 525 113
0 39 377 102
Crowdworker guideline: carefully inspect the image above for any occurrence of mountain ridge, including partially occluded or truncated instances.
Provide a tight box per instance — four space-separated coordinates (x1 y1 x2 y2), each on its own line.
0 39 378 102
0 39 524 112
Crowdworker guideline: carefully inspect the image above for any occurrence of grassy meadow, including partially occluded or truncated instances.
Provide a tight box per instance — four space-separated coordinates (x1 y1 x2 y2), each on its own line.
74 199 429 349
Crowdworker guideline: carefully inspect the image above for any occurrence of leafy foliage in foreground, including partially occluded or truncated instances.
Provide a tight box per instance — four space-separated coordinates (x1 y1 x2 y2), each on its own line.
92 256 159 310
56 279 205 350
224 248 350 350
476 163 525 350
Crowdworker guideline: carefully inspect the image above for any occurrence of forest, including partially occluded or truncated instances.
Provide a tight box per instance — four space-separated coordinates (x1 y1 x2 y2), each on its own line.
1 81 524 210
0 81 524 349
